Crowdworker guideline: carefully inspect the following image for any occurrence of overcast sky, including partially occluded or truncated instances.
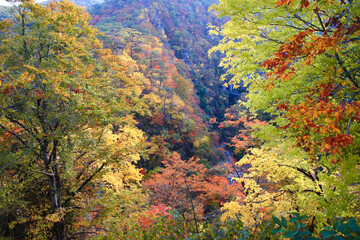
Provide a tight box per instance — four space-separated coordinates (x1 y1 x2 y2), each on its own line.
0 0 12 6
0 0 46 6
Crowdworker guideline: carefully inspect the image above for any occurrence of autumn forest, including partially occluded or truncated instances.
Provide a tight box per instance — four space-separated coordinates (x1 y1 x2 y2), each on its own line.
0 0 359 239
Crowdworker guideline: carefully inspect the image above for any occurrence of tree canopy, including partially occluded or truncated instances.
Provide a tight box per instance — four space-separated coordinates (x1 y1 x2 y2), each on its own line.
210 0 360 233
1 0 360 239
0 0 146 238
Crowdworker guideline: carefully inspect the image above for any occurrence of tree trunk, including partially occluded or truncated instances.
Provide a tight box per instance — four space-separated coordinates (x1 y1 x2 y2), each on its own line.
43 140 65 240
54 221 65 240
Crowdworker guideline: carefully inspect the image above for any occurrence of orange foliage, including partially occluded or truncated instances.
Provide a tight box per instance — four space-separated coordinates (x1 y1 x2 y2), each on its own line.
143 152 245 221
261 1 360 160
209 117 218 124
143 152 206 219
219 108 266 152
203 175 245 205
278 83 360 157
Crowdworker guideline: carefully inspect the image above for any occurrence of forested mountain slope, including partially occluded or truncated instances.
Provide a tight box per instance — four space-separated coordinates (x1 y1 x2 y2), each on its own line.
88 0 230 119
0 6 11 19
69 0 102 7
82 0 234 167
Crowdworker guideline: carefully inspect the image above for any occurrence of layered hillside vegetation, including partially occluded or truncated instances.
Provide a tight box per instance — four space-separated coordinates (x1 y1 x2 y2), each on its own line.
85 0 236 169
88 0 231 120
0 6 11 19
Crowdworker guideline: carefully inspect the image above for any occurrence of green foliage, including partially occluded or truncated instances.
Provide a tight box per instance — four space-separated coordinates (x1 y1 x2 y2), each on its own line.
124 210 250 240
136 210 197 240
211 0 360 234
203 218 253 240
119 211 360 239
271 214 314 239
269 214 360 240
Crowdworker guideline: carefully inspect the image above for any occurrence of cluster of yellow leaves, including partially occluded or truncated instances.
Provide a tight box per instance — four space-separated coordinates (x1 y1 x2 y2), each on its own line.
221 145 320 229
100 125 147 191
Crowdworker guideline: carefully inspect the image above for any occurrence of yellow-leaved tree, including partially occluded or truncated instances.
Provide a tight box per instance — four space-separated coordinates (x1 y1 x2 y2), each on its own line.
0 1 148 239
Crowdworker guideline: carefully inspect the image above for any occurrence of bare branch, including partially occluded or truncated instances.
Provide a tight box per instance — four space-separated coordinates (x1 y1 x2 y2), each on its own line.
30 169 55 176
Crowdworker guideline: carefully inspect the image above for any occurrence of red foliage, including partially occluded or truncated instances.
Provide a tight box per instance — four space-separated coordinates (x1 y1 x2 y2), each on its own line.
203 175 245 205
261 1 360 161
36 90 44 98
138 204 171 231
70 87 85 94
278 84 360 158
139 168 147 176
1 86 16 94
151 113 165 126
